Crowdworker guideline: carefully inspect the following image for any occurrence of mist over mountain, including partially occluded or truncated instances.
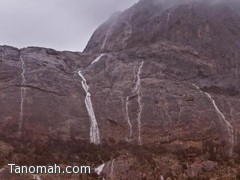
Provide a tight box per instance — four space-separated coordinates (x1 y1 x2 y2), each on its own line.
1 0 240 179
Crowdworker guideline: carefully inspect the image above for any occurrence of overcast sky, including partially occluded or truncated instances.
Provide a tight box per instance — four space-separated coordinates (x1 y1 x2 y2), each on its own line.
0 0 138 52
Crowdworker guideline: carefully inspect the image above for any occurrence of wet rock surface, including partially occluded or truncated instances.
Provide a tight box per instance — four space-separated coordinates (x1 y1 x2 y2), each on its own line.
1 0 240 179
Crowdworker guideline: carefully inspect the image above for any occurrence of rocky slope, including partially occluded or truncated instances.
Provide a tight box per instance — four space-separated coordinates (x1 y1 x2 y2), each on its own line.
1 0 240 179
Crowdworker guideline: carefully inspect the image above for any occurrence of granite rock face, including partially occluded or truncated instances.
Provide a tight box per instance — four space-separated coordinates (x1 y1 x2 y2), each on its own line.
1 0 240 179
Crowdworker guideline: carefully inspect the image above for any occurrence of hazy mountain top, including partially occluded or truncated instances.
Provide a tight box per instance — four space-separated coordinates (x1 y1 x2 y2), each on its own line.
85 0 240 55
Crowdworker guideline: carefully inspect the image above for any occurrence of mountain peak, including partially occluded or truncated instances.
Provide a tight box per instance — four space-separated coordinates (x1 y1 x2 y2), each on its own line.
84 0 240 58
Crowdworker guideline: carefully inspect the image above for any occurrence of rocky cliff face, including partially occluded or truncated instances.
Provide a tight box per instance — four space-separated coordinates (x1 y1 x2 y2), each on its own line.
1 0 240 179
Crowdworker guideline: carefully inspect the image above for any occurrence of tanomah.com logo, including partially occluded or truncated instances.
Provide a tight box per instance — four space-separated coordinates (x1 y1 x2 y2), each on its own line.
8 164 91 174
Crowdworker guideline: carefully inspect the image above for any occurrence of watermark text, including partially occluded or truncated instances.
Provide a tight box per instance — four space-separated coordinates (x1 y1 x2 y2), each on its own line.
8 164 91 174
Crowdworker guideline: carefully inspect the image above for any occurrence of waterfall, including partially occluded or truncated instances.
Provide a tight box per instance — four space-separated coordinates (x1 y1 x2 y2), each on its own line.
128 10 133 38
122 96 133 141
166 8 175 28
95 163 105 175
167 11 171 25
193 84 234 156
110 159 115 177
91 54 104 65
77 54 104 144
133 62 144 145
101 21 115 51
123 9 134 48
18 54 26 137
236 52 238 78
78 71 101 145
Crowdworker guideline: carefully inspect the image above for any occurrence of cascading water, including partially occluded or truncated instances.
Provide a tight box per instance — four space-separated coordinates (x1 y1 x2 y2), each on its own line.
133 62 144 145
95 163 105 175
77 55 105 145
123 9 134 48
110 159 115 177
18 54 26 137
78 71 101 145
123 62 144 144
235 52 238 78
91 54 104 65
167 9 172 26
101 21 115 51
122 96 133 141
193 84 234 156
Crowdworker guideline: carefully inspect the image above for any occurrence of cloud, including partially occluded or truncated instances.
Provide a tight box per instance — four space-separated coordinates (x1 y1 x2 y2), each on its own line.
0 0 138 51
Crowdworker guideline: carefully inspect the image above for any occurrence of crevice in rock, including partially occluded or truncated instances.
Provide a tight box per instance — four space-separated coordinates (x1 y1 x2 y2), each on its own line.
55 64 73 75
0 85 16 90
201 85 240 97
14 85 66 96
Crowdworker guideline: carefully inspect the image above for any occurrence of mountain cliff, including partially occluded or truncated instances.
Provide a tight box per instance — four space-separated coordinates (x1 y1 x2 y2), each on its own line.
1 0 240 179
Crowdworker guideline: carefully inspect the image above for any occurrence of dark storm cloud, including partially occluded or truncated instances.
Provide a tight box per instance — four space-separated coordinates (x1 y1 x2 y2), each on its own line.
0 0 138 51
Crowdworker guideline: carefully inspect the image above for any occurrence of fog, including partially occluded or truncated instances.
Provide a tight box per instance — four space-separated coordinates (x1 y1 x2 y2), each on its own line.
0 0 138 51
0 0 238 52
